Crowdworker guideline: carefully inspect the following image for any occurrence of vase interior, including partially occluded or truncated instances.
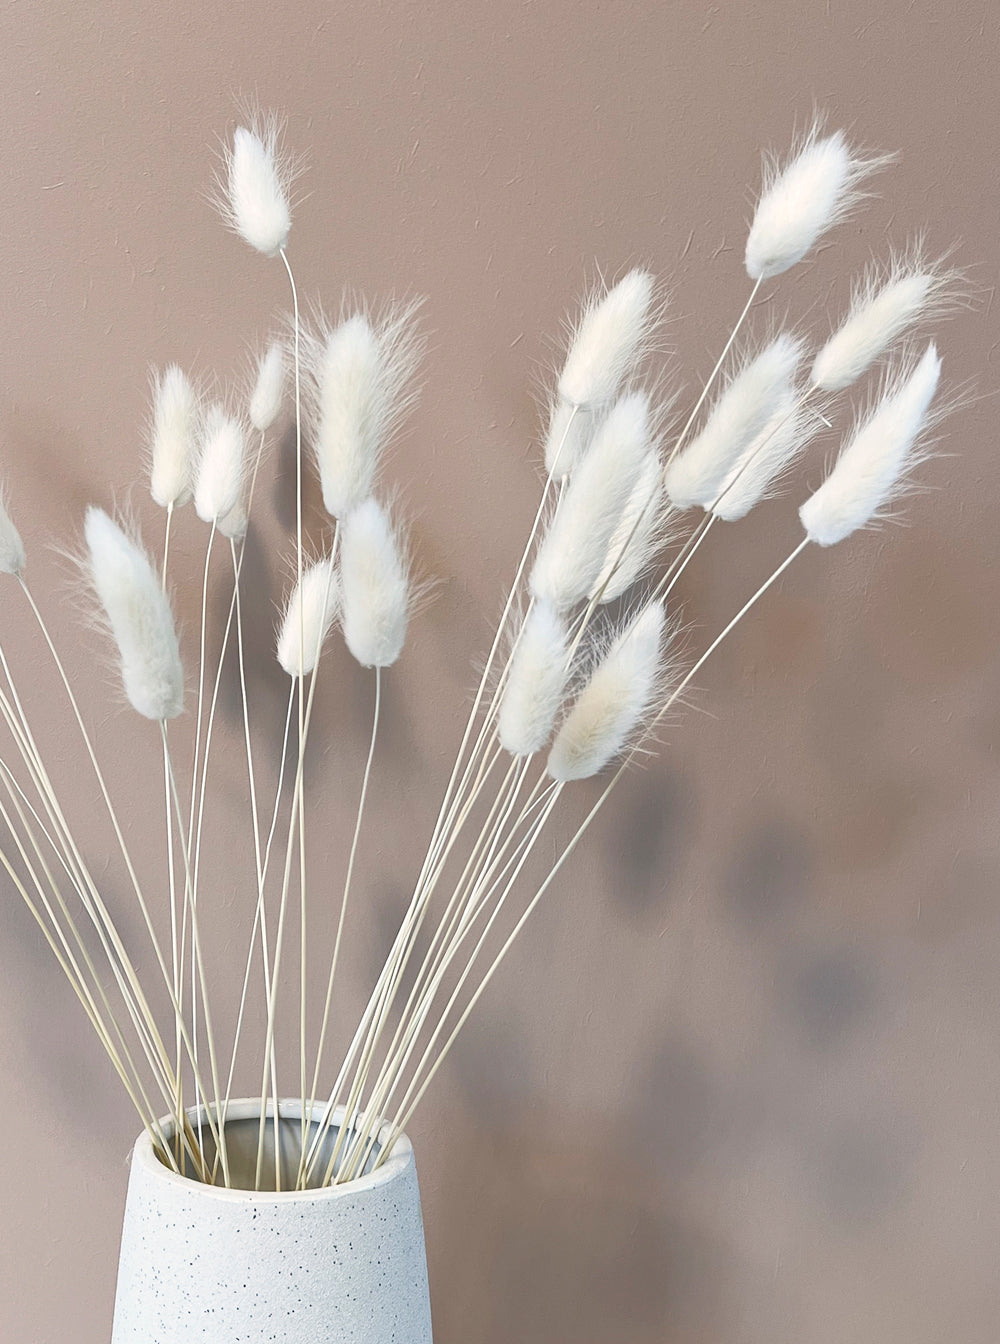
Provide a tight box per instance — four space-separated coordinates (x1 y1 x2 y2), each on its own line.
160 1103 385 1191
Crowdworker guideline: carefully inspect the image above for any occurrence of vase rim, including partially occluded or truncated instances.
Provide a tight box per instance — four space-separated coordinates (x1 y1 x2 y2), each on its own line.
134 1097 414 1203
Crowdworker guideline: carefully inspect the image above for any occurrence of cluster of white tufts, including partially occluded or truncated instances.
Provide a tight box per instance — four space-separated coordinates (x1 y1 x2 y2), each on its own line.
493 117 953 787
0 109 961 1193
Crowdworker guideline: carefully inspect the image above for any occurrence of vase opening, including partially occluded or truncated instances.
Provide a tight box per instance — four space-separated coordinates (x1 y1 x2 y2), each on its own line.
154 1099 387 1192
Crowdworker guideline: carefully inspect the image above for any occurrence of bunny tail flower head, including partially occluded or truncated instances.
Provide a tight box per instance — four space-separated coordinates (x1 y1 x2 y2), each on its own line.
665 334 803 511
222 114 294 258
543 398 595 479
547 600 667 782
249 339 287 432
498 602 570 758
0 491 26 576
194 405 247 525
84 508 184 721
745 124 886 282
340 498 412 668
149 364 198 509
591 448 672 603
541 267 663 483
531 391 653 611
308 304 423 521
811 250 957 392
556 269 659 412
276 557 340 678
799 342 942 547
711 389 813 522
218 497 248 542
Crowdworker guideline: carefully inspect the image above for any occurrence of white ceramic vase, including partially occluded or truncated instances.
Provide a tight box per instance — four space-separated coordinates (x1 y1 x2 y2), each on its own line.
111 1099 433 1343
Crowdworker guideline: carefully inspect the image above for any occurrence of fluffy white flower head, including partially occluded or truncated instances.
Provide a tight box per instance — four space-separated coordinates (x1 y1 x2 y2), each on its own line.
557 270 658 409
149 365 197 509
0 492 26 576
194 406 247 524
225 119 292 258
666 335 802 510
800 343 941 547
547 601 666 782
746 127 881 281
810 248 955 391
591 449 670 602
249 340 287 432
309 306 422 520
84 508 184 721
498 602 569 757
277 557 339 678
711 388 810 522
531 392 652 611
340 498 411 668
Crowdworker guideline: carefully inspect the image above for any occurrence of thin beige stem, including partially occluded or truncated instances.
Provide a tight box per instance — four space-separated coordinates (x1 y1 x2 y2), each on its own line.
336 762 549 1182
301 666 381 1186
364 784 564 1178
161 723 231 1186
378 537 811 1159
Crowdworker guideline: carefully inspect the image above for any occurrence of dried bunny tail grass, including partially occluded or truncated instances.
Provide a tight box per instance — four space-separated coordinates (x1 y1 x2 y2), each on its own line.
711 387 814 521
498 601 570 757
745 119 890 281
276 555 340 677
592 448 674 602
249 339 287 431
215 108 297 258
547 599 667 782
218 497 248 542
811 243 962 391
557 269 661 410
531 391 652 611
543 398 596 479
194 403 248 524
800 342 942 546
0 487 26 576
305 299 424 520
340 497 413 668
148 364 198 509
83 507 184 720
666 334 803 510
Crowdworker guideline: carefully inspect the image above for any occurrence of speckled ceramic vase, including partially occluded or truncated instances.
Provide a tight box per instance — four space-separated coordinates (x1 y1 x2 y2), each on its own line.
110 1099 433 1344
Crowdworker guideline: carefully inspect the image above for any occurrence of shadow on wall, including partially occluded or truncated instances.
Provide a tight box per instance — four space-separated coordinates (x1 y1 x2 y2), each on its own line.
427 1104 733 1344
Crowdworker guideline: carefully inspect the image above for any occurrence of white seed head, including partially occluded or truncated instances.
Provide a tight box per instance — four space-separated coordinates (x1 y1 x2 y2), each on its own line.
665 335 802 510
745 126 883 281
799 342 942 547
498 602 570 757
557 270 658 409
218 497 248 542
276 556 339 678
547 600 666 782
340 498 411 668
811 258 943 391
308 306 422 520
249 340 287 431
591 449 670 602
0 494 25 577
543 399 594 479
84 508 184 720
0 491 25 576
711 388 811 522
194 405 247 524
149 365 197 509
225 120 292 258
531 392 652 611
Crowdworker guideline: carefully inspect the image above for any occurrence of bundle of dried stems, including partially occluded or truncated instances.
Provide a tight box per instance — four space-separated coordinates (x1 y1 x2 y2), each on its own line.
0 111 960 1191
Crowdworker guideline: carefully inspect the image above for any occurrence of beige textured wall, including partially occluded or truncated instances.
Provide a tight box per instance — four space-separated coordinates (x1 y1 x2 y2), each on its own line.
1 1 997 1340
